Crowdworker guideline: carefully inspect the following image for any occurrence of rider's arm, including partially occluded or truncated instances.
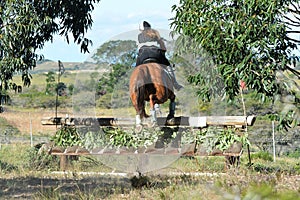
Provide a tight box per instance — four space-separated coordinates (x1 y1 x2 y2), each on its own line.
158 38 167 52
153 29 167 52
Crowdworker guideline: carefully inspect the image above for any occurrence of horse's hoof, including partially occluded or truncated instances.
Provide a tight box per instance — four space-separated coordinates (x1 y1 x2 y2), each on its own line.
135 125 143 133
166 118 176 125
147 121 157 128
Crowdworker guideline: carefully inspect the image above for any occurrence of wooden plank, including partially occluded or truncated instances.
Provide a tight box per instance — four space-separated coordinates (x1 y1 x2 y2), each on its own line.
156 115 256 127
206 115 256 127
41 115 256 128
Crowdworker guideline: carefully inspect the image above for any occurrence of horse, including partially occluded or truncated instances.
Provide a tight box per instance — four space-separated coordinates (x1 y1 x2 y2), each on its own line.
129 63 176 130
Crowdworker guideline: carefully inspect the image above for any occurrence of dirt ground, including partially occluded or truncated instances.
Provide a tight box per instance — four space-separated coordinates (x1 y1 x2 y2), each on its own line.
0 172 299 199
0 109 67 136
0 174 132 199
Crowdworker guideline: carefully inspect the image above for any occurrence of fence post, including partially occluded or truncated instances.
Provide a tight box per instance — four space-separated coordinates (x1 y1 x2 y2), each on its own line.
272 121 276 162
30 113 33 147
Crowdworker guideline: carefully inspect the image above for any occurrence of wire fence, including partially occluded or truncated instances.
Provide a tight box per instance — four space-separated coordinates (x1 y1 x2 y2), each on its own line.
248 123 300 156
1 120 299 158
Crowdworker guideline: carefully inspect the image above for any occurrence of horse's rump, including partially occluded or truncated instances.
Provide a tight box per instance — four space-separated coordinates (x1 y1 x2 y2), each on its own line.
129 63 175 119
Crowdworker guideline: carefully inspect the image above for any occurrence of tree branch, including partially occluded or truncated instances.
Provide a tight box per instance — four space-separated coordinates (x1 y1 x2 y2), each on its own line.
290 2 300 13
287 30 300 33
283 15 300 27
286 36 300 43
286 65 300 78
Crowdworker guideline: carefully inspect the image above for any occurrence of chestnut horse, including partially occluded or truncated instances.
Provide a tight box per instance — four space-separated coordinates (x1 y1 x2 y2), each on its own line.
129 63 176 129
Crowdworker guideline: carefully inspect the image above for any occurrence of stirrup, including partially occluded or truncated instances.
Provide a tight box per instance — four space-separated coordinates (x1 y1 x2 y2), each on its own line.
167 65 183 90
174 82 183 90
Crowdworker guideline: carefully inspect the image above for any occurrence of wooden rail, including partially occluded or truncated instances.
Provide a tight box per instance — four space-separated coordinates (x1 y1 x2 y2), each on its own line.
47 143 243 170
41 115 256 128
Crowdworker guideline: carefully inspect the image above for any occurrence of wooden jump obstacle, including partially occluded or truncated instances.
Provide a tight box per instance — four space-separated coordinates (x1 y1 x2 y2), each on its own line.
41 115 256 170
41 115 256 128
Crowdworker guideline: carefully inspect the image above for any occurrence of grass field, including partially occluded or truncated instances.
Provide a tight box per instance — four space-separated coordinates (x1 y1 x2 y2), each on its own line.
1 105 299 199
1 64 299 199
0 143 299 199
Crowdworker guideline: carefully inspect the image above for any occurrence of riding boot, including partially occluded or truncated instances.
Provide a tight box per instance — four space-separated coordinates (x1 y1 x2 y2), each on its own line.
166 65 183 91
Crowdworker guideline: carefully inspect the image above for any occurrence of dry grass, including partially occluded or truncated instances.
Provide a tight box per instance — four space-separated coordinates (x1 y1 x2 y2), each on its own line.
0 166 299 199
0 106 137 136
0 143 299 199
0 109 60 136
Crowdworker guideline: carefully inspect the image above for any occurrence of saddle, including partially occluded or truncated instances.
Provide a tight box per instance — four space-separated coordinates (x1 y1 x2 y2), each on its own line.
142 57 160 64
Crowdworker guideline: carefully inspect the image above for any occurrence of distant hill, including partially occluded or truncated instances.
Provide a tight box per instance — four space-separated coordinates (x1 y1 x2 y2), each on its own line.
32 60 108 74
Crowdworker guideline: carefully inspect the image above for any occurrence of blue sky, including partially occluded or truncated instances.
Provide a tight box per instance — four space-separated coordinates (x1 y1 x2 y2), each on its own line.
39 0 179 62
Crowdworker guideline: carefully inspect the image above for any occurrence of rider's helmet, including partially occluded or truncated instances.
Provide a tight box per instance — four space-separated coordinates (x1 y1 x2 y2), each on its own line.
139 21 151 31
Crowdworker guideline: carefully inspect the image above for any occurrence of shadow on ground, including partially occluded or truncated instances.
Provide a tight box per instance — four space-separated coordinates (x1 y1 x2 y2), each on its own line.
0 176 133 199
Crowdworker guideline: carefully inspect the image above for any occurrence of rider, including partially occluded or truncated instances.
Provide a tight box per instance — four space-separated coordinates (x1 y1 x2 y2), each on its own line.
136 21 183 90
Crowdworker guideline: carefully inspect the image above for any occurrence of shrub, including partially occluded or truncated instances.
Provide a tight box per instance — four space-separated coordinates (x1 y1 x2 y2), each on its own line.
252 163 280 173
51 125 83 147
251 151 273 162
284 148 300 158
196 127 250 152
24 147 59 171
83 130 107 150
0 160 18 173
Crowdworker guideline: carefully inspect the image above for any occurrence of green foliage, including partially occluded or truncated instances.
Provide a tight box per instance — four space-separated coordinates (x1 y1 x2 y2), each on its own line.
45 71 56 95
251 151 273 162
57 82 67 96
83 130 107 150
103 127 163 149
171 0 300 131
82 127 164 149
97 63 132 94
96 93 113 109
45 70 68 97
0 0 100 97
171 0 298 98
284 148 300 158
68 83 74 95
50 126 83 147
268 110 298 132
92 40 137 66
244 184 300 200
105 128 137 148
172 37 225 102
0 160 18 173
197 127 249 152
91 40 135 107
96 63 132 108
24 147 58 171
17 88 69 108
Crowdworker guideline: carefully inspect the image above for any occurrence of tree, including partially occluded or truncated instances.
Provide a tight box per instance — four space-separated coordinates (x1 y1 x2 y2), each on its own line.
45 71 56 95
0 0 100 96
93 40 136 93
92 40 137 66
171 0 300 130
57 82 67 96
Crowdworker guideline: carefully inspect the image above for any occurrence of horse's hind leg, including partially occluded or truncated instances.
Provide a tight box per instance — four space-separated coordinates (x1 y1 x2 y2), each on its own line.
167 94 176 119
167 95 176 125
136 114 142 125
149 94 157 124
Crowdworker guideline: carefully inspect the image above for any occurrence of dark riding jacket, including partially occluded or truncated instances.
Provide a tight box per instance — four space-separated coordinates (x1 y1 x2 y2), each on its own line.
136 31 170 67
